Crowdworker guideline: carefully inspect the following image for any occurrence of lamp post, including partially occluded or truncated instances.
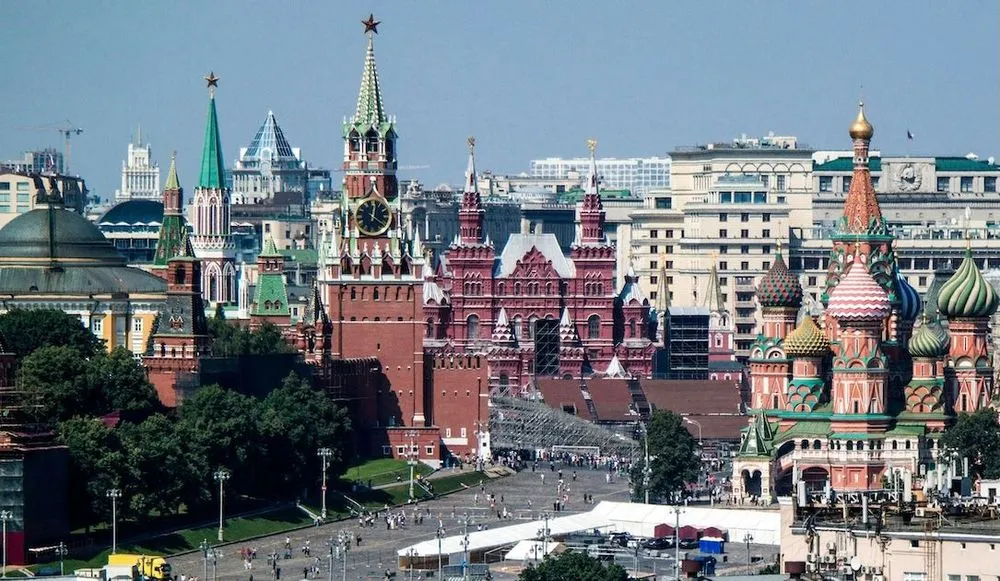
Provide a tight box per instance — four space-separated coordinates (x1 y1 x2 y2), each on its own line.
638 422 651 504
459 515 472 581
0 511 10 579
318 447 333 519
199 540 209 581
536 513 551 560
405 548 417 581
671 505 684 581
334 530 351 581
436 526 445 579
57 542 67 576
106 489 121 554
406 430 418 501
683 417 703 447
743 532 754 574
210 548 219 581
214 469 230 542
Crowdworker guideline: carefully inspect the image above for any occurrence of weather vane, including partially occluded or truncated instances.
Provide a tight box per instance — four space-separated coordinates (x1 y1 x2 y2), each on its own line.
204 71 220 97
362 13 380 35
586 139 597 154
467 136 476 152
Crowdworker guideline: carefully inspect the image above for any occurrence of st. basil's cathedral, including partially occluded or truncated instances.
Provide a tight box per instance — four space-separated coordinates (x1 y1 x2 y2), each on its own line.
732 104 998 500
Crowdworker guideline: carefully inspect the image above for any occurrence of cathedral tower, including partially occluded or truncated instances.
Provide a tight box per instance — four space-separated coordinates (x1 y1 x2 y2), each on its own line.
153 153 188 274
749 245 801 412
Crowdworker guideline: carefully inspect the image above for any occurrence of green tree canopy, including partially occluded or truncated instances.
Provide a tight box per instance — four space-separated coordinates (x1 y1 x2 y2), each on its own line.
58 417 125 526
19 345 95 423
0 309 103 359
207 319 294 357
631 410 700 504
519 550 628 581
88 347 161 414
258 373 351 495
942 408 1000 479
117 414 191 517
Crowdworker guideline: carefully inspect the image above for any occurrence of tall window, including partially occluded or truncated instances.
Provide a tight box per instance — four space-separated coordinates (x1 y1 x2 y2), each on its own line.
512 316 523 341
587 315 600 339
467 314 480 340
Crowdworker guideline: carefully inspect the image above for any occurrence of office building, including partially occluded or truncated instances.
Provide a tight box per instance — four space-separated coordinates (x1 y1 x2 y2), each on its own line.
530 156 670 197
114 128 161 202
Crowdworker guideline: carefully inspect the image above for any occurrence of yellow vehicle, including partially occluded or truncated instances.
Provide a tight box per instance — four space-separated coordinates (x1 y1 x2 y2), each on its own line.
107 554 172 581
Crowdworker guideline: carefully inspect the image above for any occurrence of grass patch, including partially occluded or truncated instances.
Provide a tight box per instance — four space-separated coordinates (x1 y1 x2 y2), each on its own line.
427 471 488 495
340 458 433 488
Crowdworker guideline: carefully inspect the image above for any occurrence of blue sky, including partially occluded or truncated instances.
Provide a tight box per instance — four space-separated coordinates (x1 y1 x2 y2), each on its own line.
1 1 997 199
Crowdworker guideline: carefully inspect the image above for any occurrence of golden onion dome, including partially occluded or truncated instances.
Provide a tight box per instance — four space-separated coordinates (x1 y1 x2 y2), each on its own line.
783 315 829 358
849 101 874 141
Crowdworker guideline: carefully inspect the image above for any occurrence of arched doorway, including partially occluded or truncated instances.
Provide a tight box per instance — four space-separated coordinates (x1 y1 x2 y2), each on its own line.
742 469 763 498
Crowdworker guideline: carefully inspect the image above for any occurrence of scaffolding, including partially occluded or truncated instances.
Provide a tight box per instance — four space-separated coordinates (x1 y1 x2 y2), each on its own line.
533 319 560 376
489 395 639 456
666 307 709 379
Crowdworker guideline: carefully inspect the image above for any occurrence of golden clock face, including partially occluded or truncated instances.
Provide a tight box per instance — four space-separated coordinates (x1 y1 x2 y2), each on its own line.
356 198 392 236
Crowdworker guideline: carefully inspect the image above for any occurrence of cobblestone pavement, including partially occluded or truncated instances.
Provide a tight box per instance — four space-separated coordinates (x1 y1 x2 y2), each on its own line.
169 464 633 581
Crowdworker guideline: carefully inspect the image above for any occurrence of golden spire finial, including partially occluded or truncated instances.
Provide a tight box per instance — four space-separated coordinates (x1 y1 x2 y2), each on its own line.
467 136 476 153
776 239 783 255
849 100 874 140
586 139 597 154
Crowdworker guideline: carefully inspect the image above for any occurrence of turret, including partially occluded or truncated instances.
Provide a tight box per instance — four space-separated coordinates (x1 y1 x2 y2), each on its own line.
458 137 485 245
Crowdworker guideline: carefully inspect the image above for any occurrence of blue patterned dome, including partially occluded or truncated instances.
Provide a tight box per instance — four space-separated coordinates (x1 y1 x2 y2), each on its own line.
895 268 921 321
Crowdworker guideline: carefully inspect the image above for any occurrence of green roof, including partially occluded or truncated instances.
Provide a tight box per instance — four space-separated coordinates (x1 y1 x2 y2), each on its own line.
935 157 1000 172
280 247 318 266
555 187 634 203
198 95 226 189
814 157 882 172
251 270 290 317
153 215 188 267
164 154 180 190
259 236 281 257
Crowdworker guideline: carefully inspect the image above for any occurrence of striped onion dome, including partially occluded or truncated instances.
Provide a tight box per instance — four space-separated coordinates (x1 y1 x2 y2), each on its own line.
908 317 949 358
756 251 803 308
895 268 921 321
938 247 1000 319
828 255 891 321
783 315 829 358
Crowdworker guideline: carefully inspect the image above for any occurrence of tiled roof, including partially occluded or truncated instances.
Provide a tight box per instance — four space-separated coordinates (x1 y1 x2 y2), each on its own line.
935 157 1000 172
814 157 882 172
536 378 592 420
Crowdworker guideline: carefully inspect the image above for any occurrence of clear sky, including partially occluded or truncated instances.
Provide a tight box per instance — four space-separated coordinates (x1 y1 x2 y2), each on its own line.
2 1 997 199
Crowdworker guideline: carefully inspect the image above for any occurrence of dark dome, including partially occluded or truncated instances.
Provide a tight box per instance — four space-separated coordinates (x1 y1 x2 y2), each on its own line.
0 205 167 295
99 199 164 225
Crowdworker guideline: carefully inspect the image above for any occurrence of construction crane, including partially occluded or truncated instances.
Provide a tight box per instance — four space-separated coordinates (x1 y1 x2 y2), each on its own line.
15 120 84 174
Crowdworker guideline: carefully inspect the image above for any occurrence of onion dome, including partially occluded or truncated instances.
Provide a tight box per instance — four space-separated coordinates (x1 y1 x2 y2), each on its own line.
784 315 830 358
894 268 922 321
908 318 949 358
756 250 803 308
849 102 874 141
937 247 1000 319
827 255 891 321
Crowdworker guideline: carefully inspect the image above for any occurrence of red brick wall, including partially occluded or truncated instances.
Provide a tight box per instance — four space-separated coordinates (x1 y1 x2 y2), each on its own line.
426 353 489 459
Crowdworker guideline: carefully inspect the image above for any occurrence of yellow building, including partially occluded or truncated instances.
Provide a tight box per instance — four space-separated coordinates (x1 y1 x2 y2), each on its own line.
0 193 166 354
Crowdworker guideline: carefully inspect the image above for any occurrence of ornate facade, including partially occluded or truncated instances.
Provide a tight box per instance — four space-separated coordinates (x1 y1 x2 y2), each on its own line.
733 105 998 500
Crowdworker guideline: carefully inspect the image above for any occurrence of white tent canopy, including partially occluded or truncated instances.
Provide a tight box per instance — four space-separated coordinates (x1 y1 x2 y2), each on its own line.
504 540 564 561
397 501 780 558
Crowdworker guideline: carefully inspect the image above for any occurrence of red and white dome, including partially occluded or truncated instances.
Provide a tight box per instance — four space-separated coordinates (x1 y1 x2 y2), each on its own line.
827 254 890 321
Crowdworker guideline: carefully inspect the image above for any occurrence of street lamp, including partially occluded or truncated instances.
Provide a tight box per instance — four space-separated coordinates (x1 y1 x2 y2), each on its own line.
0 511 10 578
56 542 67 576
106 489 122 554
199 540 210 581
318 447 333 519
405 430 418 501
536 513 551 560
436 527 445 579
459 514 473 581
336 530 351 581
214 469 230 542
405 548 417 581
683 417 703 447
670 505 684 581
637 422 651 504
743 532 754 574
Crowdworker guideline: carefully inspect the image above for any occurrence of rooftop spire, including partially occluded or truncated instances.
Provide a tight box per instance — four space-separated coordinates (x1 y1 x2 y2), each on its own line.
840 101 885 236
353 15 387 127
465 136 478 194
705 251 725 313
578 138 605 245
458 136 485 245
654 254 670 313
164 151 180 191
198 72 226 189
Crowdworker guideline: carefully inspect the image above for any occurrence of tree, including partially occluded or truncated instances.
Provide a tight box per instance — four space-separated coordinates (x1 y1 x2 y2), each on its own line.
0 309 103 359
631 410 700 504
519 550 628 581
18 345 95 423
117 414 191 517
208 320 293 357
942 408 1000 479
258 373 351 496
177 385 261 504
88 347 161 414
58 418 125 526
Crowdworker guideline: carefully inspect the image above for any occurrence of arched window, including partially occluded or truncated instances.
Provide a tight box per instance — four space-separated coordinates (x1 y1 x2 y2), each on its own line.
467 314 480 340
426 318 434 338
173 265 186 285
545 282 553 295
514 283 521 296
497 283 505 295
528 316 539 340
628 319 637 337
351 288 357 300
512 316 523 341
587 315 600 339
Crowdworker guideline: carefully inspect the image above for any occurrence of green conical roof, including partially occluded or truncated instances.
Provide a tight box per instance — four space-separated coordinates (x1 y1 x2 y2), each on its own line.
353 35 386 127
909 317 949 358
153 215 188 267
938 246 999 319
259 236 280 257
198 94 226 189
738 412 773 457
164 153 181 190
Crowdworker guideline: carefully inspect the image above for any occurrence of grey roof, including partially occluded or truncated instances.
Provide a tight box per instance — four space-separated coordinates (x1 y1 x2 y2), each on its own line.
99 199 164 225
669 306 710 316
495 233 575 278
243 110 296 161
0 264 166 295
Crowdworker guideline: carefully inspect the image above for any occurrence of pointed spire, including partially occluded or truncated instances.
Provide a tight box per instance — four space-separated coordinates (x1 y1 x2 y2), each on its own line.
559 307 580 344
585 138 599 198
353 16 387 128
841 101 884 235
260 236 280 257
137 124 143 147
465 136 479 194
198 73 227 189
654 255 670 313
458 136 485 245
412 228 423 258
604 355 630 379
491 307 515 344
164 151 181 191
705 251 725 313
578 138 605 245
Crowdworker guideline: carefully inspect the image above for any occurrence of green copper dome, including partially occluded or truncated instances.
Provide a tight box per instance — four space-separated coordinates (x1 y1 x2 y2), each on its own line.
784 315 829 358
908 318 949 358
937 247 999 319
756 251 803 308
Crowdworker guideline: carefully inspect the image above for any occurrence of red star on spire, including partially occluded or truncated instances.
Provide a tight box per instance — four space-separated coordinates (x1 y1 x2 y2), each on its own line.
362 14 380 35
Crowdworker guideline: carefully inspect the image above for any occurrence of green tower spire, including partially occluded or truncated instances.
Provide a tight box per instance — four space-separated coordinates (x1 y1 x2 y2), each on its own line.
251 237 290 317
164 152 180 191
198 72 226 189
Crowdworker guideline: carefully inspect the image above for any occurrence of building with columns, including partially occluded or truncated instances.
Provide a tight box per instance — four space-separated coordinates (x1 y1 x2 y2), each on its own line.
189 73 238 306
114 128 161 202
731 104 998 502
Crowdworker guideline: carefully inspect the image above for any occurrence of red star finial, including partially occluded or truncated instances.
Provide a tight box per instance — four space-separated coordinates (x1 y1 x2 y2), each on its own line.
362 14 380 35
204 71 220 88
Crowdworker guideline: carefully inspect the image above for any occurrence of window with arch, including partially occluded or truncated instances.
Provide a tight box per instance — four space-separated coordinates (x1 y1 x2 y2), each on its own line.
587 315 600 339
528 316 539 340
512 316 523 341
514 283 521 296
545 282 553 295
498 374 509 389
497 283 505 295
628 318 637 337
467 314 480 340
426 318 434 338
